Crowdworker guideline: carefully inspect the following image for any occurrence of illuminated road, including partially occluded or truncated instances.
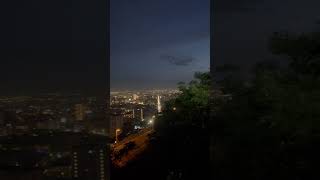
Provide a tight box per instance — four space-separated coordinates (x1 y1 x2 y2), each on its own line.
111 128 153 168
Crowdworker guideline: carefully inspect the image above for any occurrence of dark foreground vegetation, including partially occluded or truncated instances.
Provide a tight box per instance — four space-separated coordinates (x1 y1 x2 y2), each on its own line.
211 31 320 179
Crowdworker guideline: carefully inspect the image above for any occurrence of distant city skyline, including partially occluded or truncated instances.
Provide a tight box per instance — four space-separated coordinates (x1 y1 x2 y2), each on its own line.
110 0 210 90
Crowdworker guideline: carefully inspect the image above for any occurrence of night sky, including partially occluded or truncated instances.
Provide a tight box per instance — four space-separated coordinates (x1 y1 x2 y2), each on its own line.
0 1 107 95
110 0 210 90
213 0 320 73
1 0 320 94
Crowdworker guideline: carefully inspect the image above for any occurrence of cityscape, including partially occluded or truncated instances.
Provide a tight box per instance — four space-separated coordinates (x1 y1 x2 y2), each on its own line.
0 0 210 179
1 0 317 180
109 1 210 179
0 89 181 179
0 93 109 179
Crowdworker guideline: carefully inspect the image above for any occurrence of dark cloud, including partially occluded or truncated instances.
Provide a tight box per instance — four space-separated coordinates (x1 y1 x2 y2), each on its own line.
160 55 196 66
111 0 210 89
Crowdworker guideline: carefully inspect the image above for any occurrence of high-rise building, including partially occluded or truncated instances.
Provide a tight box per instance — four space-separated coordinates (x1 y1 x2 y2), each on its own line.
157 95 162 113
133 94 139 101
109 114 124 138
72 143 109 180
74 104 87 121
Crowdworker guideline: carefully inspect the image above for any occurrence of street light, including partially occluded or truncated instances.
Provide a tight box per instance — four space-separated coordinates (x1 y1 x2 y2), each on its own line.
115 129 121 144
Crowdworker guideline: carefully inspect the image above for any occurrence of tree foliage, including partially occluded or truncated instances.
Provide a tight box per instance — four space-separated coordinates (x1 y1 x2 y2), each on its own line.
153 30 320 180
159 72 211 129
211 31 320 180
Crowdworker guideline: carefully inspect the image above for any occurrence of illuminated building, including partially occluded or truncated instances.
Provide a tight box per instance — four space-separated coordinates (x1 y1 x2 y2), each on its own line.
74 104 86 121
72 143 109 180
157 95 162 113
109 114 124 138
133 94 139 100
